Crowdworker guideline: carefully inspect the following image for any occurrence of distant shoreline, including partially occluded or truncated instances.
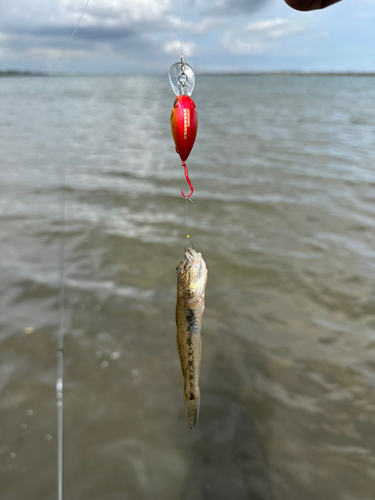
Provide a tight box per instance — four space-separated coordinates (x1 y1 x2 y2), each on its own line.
0 70 47 77
1 70 374 77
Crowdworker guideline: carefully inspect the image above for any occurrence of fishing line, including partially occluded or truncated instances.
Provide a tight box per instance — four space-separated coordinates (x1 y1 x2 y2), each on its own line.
43 0 91 92
178 0 194 245
185 194 194 245
45 1 91 499
57 0 91 69
56 153 66 500
180 0 184 59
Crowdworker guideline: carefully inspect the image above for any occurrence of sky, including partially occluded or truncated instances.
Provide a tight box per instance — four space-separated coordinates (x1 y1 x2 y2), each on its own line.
0 0 374 73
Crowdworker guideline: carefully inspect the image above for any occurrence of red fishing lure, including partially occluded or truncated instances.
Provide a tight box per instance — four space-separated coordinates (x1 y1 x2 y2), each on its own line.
171 95 198 163
170 95 198 197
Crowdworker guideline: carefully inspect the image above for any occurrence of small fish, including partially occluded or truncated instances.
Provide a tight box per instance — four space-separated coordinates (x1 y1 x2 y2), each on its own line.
176 247 208 429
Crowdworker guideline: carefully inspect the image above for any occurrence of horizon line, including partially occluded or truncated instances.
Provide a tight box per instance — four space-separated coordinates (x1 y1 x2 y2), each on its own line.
1 69 375 77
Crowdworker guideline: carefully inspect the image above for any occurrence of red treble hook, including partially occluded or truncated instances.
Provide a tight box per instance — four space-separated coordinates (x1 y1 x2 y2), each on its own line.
181 162 194 198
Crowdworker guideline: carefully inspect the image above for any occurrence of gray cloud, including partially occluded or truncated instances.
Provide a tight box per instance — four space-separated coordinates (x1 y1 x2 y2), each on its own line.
0 0 269 73
1 0 366 74
4 24 137 42
200 0 269 15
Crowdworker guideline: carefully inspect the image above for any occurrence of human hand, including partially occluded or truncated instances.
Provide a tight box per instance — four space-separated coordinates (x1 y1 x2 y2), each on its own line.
284 0 341 11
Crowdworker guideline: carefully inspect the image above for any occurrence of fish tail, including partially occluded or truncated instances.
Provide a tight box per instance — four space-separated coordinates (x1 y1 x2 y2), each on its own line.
184 392 200 430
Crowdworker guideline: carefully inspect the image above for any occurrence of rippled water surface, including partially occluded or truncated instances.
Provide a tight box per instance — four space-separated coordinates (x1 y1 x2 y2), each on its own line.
1 75 375 500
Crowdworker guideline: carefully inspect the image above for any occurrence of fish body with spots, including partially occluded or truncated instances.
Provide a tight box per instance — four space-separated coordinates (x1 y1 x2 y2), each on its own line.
176 247 208 429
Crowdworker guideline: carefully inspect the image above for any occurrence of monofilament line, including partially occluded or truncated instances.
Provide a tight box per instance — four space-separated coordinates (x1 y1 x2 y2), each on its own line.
180 0 184 59
57 0 91 68
56 154 66 500
51 2 92 499
42 0 91 93
185 195 194 243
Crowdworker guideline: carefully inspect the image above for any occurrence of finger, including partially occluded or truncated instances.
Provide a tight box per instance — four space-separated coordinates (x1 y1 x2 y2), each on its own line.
284 0 341 11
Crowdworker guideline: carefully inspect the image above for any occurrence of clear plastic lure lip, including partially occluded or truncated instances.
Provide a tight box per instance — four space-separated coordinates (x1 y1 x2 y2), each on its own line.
169 58 195 97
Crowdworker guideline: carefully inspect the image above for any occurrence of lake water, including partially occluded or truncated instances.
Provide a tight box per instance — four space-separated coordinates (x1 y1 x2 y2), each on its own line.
1 75 375 500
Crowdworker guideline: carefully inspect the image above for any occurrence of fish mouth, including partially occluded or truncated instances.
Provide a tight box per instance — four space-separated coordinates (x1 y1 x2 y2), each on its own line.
186 249 206 284
185 247 203 266
177 247 206 281
184 247 199 262
183 248 204 275
177 247 207 301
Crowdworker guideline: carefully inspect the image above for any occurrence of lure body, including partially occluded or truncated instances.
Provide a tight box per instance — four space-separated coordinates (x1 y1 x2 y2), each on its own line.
176 247 208 429
170 95 198 163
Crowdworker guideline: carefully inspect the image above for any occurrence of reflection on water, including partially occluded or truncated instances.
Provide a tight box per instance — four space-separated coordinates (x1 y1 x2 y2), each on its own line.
1 75 375 500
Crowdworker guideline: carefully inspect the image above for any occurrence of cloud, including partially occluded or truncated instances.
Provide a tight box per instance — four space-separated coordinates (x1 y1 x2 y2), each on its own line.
223 17 306 55
6 24 137 42
164 40 196 57
0 0 269 71
167 16 224 35
0 0 179 68
0 0 374 73
204 0 269 15
0 0 174 42
222 30 265 54
245 18 305 37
